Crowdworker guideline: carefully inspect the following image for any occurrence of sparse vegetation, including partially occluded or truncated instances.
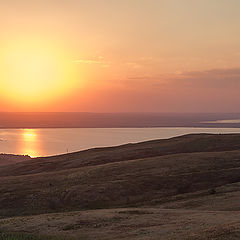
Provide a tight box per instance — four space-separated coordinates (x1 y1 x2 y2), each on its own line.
209 188 217 195
0 232 69 240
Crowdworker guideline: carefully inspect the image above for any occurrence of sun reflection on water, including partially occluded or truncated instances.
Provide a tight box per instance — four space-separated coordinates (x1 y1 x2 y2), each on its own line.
20 129 40 157
22 129 37 141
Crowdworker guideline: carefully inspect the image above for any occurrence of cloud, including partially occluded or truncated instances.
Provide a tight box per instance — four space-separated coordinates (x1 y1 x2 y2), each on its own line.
126 62 141 69
74 59 103 64
172 67 240 88
119 67 240 90
125 57 155 69
128 76 157 80
202 119 240 124
111 75 169 89
73 56 110 67
184 68 240 77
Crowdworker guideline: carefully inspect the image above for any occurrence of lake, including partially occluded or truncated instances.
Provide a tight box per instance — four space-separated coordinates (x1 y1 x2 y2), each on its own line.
0 128 240 157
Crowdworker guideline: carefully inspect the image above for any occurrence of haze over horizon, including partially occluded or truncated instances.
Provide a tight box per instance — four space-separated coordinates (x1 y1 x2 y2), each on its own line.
0 0 240 113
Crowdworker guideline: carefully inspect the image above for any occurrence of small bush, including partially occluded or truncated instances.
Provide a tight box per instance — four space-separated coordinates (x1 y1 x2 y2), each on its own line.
209 188 217 195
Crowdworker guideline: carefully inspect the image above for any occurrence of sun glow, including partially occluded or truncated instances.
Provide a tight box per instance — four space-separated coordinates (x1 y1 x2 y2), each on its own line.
20 129 40 157
0 39 78 107
22 129 37 142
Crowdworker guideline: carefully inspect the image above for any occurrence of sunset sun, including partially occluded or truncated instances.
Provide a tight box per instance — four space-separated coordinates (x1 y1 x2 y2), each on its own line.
0 40 77 106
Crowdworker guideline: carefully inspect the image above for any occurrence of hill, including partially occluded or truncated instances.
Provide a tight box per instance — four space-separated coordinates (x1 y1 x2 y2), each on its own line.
0 154 30 166
1 133 240 176
0 133 240 239
0 112 240 128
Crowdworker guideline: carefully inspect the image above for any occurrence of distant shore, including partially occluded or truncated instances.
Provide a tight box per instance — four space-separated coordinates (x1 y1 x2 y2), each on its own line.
0 112 240 128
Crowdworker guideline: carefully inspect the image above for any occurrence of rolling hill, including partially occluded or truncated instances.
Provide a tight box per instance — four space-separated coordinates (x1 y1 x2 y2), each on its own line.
0 133 240 239
0 154 30 166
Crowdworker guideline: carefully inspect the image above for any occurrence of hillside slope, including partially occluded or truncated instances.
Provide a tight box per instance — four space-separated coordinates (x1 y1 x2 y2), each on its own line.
0 134 240 217
0 133 240 240
1 208 240 240
1 133 240 176
0 154 30 166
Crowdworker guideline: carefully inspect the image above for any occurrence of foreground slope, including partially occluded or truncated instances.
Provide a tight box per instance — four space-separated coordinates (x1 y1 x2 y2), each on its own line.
1 208 240 240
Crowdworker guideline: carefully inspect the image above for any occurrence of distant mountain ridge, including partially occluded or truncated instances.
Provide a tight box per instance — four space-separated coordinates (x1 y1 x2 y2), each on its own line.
0 112 240 128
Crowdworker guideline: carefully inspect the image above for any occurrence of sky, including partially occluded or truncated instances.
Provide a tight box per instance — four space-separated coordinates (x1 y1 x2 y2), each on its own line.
0 0 240 112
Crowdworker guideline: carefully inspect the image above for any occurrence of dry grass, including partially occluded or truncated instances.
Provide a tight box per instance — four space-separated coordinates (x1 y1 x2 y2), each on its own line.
0 134 240 239
0 208 240 240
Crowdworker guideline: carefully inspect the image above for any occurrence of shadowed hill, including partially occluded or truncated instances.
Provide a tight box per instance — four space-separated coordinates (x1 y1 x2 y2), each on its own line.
1 133 240 176
0 134 240 218
1 150 240 217
1 112 240 128
0 154 31 166
1 134 240 239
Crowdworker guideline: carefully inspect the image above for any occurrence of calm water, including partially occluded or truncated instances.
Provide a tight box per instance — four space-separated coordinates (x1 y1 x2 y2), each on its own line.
0 128 240 157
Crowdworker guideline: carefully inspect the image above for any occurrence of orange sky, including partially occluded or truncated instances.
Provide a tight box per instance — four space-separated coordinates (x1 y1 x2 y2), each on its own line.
0 0 240 112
